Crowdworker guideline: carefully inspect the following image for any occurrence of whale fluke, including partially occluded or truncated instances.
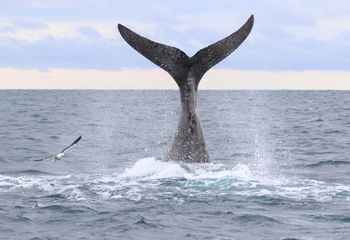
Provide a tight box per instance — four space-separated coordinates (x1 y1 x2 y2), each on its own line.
118 24 190 87
118 15 253 88
190 15 254 86
118 16 254 163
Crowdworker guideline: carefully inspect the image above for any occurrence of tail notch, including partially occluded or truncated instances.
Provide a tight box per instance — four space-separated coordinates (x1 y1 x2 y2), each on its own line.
118 15 254 88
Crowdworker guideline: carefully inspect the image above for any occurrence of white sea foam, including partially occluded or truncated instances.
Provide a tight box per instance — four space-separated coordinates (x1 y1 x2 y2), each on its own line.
1 157 350 203
119 157 186 179
119 158 285 185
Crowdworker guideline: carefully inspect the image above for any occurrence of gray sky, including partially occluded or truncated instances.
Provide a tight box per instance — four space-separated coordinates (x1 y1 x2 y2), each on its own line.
0 0 349 89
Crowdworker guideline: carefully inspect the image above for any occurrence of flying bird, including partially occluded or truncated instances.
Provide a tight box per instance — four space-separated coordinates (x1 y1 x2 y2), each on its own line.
33 136 82 162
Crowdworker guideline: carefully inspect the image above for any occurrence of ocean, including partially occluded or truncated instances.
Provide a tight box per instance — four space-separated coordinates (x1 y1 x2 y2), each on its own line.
0 90 349 240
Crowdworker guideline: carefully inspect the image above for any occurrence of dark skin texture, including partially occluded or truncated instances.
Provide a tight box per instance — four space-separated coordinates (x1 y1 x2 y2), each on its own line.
118 15 254 163
167 71 209 163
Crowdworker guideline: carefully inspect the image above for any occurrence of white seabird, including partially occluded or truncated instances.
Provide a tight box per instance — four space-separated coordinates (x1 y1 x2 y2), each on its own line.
33 136 82 161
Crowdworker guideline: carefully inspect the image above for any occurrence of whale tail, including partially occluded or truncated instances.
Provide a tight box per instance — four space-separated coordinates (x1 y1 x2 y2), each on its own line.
118 15 254 88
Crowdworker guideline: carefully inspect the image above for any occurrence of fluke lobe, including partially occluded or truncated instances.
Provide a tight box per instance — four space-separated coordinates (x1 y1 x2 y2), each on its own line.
118 15 254 163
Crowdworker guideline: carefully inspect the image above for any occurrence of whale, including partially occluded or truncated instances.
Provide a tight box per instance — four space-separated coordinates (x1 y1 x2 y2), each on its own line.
118 15 254 163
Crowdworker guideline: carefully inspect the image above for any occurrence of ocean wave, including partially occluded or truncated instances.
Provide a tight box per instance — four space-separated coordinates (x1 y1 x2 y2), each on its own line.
235 214 281 224
305 160 350 168
0 158 349 204
0 169 55 176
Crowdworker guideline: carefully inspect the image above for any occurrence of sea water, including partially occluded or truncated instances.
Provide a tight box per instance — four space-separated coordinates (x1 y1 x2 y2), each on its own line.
0 90 349 240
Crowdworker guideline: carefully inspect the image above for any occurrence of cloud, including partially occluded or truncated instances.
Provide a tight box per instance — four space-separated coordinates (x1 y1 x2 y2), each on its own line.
285 16 350 42
12 18 48 29
78 27 102 40
0 25 16 33
0 19 119 43
0 0 350 72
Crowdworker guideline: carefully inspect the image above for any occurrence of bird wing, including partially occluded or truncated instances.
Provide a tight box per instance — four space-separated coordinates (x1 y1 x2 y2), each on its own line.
60 136 82 153
33 136 81 162
33 155 55 162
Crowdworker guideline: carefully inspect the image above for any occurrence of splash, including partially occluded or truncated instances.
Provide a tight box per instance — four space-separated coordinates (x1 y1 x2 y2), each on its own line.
119 158 186 179
0 158 350 204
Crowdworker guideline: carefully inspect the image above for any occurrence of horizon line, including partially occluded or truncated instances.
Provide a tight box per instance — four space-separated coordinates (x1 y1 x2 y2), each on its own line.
1 68 350 90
